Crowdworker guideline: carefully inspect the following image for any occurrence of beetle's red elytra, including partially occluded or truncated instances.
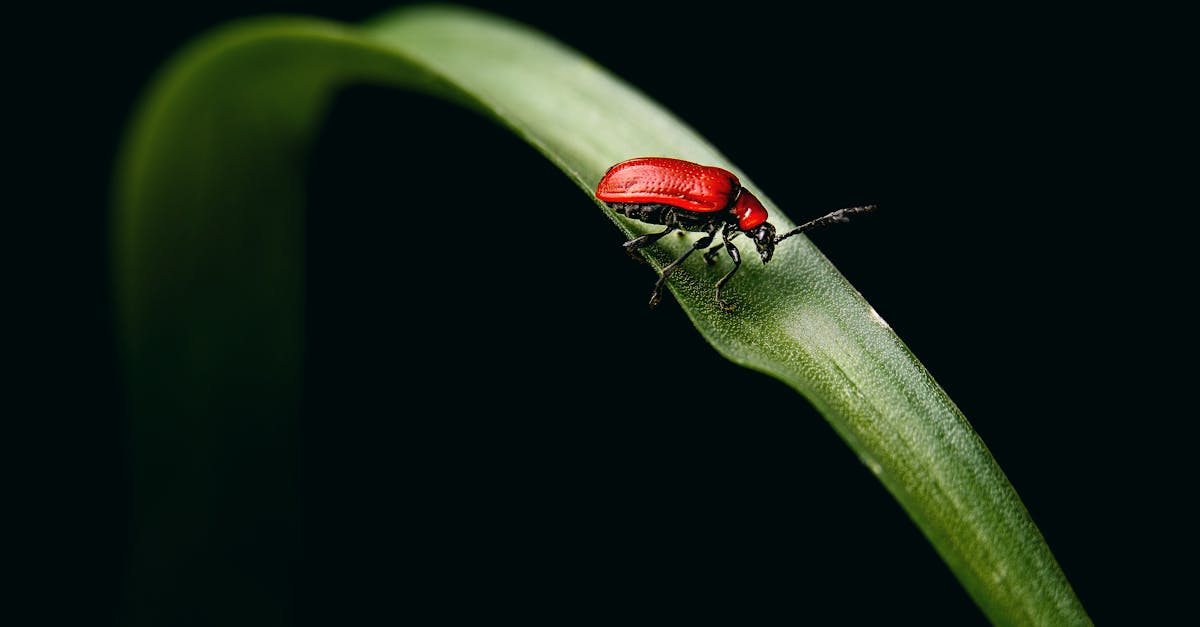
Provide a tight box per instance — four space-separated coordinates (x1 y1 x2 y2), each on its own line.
595 157 875 310
595 157 736 213
595 157 769 230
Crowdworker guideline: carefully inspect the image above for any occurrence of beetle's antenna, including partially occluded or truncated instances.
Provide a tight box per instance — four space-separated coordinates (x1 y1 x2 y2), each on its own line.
774 205 877 244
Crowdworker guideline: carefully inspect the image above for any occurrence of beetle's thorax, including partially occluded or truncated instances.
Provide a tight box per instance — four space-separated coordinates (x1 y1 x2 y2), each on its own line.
730 188 769 231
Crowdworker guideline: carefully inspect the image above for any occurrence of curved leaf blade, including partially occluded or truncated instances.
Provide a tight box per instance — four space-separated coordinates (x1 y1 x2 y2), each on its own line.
114 5 1089 625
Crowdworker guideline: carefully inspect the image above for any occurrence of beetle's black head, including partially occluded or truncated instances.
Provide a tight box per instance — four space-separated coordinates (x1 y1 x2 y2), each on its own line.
750 222 777 263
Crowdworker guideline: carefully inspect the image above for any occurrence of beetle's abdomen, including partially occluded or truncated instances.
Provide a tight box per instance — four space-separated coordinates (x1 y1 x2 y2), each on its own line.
596 157 739 213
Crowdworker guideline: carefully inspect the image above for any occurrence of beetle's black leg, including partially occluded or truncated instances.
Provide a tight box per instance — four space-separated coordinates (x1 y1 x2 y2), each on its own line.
622 211 682 263
703 230 739 265
622 225 676 261
648 226 717 308
714 226 743 311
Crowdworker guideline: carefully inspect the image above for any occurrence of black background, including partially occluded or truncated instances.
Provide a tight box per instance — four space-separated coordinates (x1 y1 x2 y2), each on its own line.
23 1 1192 624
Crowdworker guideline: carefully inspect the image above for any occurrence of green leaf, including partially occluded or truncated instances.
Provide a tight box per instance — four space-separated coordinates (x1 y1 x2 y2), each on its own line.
114 5 1089 625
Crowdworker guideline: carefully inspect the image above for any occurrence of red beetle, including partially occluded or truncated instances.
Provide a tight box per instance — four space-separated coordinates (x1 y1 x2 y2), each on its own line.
596 157 874 309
